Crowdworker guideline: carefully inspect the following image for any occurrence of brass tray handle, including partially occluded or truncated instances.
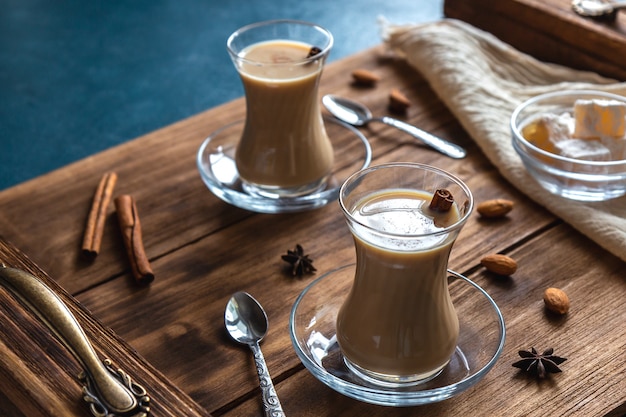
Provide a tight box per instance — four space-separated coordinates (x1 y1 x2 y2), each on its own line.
0 266 150 416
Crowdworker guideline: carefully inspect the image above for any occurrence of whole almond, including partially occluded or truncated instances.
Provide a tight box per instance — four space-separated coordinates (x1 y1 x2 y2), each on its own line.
477 199 514 218
480 254 518 276
389 88 411 113
543 287 570 315
351 69 380 86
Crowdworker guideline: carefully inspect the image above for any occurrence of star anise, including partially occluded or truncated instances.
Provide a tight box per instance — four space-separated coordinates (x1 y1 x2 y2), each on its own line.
281 244 316 277
512 347 567 379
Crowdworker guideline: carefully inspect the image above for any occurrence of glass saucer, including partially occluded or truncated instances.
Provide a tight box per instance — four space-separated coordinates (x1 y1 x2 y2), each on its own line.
196 117 372 213
289 264 506 407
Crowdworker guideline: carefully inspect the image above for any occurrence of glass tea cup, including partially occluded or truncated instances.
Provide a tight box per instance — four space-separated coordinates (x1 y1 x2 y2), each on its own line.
227 20 334 198
336 162 473 386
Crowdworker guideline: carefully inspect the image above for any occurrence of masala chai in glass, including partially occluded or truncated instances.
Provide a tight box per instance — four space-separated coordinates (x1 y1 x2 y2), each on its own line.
227 20 334 198
337 163 473 386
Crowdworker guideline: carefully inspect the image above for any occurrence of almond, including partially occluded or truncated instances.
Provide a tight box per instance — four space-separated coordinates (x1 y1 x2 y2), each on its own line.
351 69 380 86
543 287 570 315
388 88 411 113
477 199 514 218
480 254 518 276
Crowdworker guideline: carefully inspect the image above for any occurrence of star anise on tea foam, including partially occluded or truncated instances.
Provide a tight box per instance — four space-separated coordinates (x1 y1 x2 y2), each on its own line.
512 347 567 379
282 244 316 277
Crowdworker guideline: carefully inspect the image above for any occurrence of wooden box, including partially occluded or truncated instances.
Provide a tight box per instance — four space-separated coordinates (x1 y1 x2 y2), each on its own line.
444 0 626 81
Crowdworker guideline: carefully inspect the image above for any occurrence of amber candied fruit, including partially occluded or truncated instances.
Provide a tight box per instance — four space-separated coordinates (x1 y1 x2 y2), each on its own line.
522 118 557 154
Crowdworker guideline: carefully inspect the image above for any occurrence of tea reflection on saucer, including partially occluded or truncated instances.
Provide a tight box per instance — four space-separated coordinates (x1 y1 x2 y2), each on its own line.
197 117 372 214
289 265 505 406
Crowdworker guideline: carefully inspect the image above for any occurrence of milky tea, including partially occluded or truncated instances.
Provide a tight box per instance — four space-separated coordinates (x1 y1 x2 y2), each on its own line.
337 164 472 385
227 21 334 198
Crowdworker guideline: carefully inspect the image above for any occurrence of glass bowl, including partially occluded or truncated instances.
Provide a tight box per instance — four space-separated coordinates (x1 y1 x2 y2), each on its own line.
511 90 626 201
289 264 505 406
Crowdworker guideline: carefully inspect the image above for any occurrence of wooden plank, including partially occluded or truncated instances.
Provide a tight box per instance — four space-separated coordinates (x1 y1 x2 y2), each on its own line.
444 0 626 81
72 136 557 413
0 239 210 417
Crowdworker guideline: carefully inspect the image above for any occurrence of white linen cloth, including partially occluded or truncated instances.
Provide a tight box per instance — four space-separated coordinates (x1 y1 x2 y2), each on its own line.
382 18 626 262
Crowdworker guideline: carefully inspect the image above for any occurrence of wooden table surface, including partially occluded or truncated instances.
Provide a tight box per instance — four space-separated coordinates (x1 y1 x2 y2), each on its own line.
1 32 625 417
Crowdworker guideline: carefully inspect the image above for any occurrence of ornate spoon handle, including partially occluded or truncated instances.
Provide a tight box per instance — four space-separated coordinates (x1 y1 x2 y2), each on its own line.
249 341 285 417
0 266 150 416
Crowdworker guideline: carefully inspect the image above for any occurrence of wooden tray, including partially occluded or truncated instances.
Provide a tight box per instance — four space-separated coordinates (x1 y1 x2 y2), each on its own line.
444 0 626 81
0 238 210 417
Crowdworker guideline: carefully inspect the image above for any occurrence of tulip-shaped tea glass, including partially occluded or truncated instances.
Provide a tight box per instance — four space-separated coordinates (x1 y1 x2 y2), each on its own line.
337 163 473 386
227 20 334 198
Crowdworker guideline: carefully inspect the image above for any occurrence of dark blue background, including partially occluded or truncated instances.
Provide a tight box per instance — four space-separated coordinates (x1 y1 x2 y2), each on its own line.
1 0 442 190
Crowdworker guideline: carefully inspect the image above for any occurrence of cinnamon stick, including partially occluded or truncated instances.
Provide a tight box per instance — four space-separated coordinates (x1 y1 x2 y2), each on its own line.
82 172 117 259
114 194 154 284
429 189 454 212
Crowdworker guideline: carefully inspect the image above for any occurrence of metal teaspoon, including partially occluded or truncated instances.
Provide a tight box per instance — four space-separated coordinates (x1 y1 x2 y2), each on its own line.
225 291 285 417
322 94 467 159
572 0 626 18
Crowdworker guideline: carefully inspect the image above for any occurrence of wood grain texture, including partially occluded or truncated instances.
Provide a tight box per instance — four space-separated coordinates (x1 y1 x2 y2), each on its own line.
1 5 625 415
221 225 626 417
0 240 210 417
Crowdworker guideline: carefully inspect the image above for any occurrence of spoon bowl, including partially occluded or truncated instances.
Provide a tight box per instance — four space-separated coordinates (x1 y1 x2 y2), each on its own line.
322 94 467 159
323 95 372 126
225 292 285 416
225 291 267 344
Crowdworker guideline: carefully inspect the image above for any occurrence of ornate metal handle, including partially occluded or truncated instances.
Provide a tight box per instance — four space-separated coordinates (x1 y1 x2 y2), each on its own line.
249 341 285 417
0 266 150 416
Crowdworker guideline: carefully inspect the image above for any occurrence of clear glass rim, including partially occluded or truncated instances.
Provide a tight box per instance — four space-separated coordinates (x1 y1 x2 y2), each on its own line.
226 19 334 66
511 89 626 167
339 162 474 239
